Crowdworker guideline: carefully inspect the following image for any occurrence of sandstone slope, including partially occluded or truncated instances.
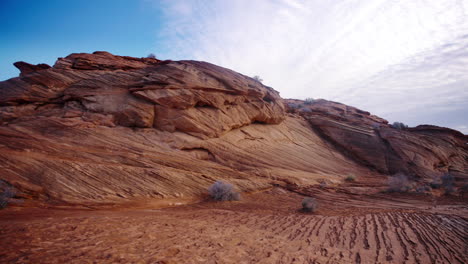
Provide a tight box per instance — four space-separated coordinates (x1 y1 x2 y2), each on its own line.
0 52 466 207
286 99 467 183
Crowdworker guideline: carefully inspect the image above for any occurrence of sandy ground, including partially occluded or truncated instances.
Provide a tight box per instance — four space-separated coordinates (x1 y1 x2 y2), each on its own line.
0 188 467 264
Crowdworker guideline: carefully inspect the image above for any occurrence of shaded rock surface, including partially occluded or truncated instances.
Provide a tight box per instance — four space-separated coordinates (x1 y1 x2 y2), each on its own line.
285 99 468 182
14 62 51 77
0 52 466 206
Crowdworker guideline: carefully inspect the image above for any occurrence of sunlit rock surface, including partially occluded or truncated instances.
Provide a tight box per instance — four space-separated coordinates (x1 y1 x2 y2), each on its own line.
0 52 466 207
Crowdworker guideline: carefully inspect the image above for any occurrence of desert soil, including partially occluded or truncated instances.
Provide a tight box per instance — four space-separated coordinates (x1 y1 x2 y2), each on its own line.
1 188 467 264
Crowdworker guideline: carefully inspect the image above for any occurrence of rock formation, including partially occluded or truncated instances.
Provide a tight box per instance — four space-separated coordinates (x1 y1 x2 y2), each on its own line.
285 99 467 183
0 52 466 207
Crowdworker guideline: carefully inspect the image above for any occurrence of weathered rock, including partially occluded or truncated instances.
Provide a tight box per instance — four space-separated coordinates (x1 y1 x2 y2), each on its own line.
14 62 51 77
0 52 290 205
53 51 160 71
286 99 468 181
2 52 284 133
0 115 372 205
131 60 285 137
0 52 466 206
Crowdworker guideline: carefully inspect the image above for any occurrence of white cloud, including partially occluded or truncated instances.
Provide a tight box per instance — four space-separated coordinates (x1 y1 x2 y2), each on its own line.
153 0 468 133
455 125 468 134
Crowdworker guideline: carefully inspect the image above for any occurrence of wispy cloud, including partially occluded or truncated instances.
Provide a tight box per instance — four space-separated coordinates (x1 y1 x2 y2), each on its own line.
341 34 468 121
152 0 468 132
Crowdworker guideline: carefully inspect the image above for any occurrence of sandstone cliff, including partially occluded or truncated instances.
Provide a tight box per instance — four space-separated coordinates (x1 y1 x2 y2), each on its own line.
0 52 466 207
286 99 467 182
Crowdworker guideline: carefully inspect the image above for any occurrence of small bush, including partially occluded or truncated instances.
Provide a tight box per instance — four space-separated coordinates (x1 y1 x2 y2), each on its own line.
301 197 318 213
415 185 432 193
304 98 316 105
147 53 157 59
0 181 16 209
345 174 356 182
252 75 263 83
391 122 408 130
287 102 301 110
441 173 454 187
387 173 413 192
208 181 240 201
430 181 441 189
318 181 327 189
460 183 468 197
441 173 455 194
430 173 455 194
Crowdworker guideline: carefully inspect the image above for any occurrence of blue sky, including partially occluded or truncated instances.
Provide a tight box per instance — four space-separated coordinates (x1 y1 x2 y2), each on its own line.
1 0 467 133
0 0 164 79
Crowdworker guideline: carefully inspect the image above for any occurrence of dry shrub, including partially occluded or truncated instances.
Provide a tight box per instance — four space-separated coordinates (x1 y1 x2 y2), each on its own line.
301 197 318 213
252 75 263 82
304 98 316 105
208 181 240 201
0 181 16 209
441 173 454 194
391 122 408 130
345 174 356 182
430 173 455 194
387 173 413 193
460 183 468 198
415 185 431 193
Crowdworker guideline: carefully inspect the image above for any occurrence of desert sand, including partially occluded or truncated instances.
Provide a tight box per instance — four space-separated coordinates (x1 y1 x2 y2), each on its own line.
1 187 466 263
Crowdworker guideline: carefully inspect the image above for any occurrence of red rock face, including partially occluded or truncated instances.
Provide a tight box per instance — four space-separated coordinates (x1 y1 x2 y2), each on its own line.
0 52 290 204
1 51 285 137
285 99 468 181
13 62 51 77
0 52 466 206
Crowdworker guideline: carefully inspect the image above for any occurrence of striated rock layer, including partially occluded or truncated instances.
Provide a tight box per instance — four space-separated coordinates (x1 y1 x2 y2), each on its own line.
1 51 284 138
0 52 466 206
286 99 468 183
